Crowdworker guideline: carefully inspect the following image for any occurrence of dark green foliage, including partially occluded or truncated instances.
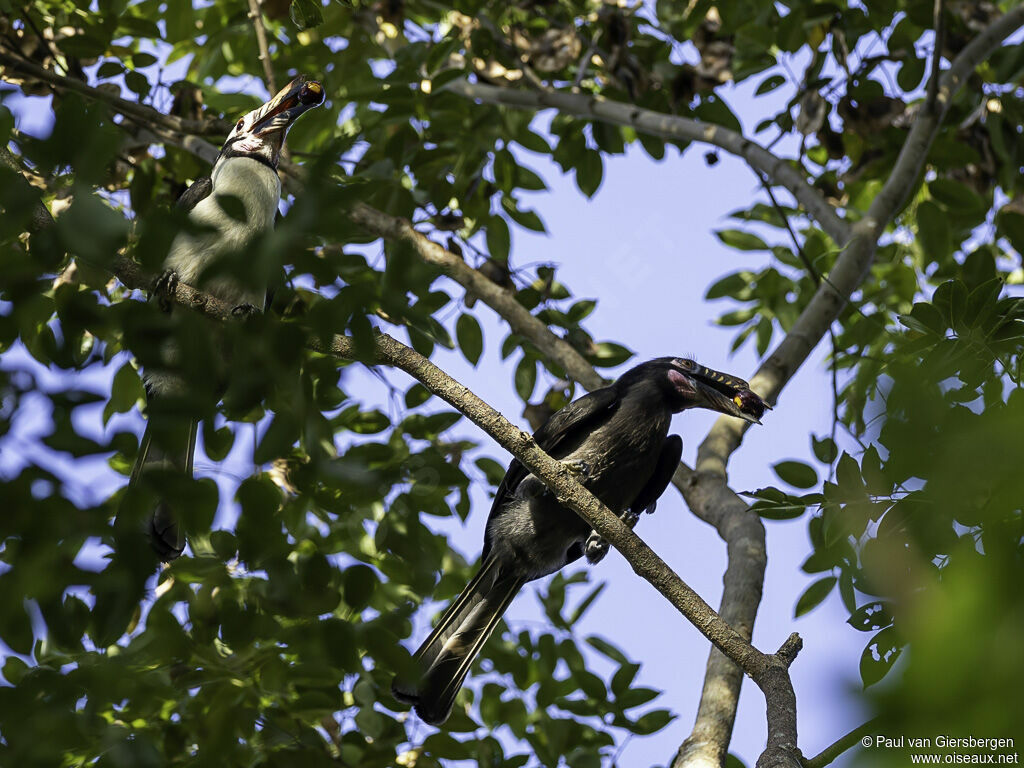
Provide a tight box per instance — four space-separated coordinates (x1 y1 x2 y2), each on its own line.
2 0 1024 765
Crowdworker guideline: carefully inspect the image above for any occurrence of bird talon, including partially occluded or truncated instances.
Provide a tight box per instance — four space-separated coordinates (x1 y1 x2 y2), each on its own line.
585 532 609 565
560 458 591 481
231 303 260 318
153 269 180 312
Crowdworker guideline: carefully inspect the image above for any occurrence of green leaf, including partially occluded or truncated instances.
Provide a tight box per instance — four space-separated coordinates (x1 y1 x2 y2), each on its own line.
290 0 324 29
847 601 893 632
104 361 145 423
916 200 950 264
585 635 630 665
475 457 507 486
575 149 603 198
588 342 633 367
860 626 902 688
567 582 605 626
630 708 675 735
486 215 510 263
755 74 786 95
343 565 378 611
715 229 769 251
772 460 818 489
405 383 432 408
455 313 483 366
514 356 537 401
794 576 836 617
811 435 838 464
929 179 986 215
705 272 750 300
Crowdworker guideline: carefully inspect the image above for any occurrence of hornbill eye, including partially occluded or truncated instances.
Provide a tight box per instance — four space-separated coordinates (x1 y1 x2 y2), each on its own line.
236 119 244 131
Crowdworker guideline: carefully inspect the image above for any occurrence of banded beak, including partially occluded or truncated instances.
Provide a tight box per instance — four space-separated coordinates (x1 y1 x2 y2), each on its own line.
220 76 325 168
247 76 325 138
668 358 772 424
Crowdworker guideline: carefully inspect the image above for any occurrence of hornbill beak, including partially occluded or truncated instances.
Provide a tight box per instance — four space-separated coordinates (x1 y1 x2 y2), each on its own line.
220 76 325 167
247 76 325 137
669 358 772 423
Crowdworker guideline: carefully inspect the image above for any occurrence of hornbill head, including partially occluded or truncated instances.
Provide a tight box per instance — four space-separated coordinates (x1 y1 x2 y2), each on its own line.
218 76 325 169
646 357 772 423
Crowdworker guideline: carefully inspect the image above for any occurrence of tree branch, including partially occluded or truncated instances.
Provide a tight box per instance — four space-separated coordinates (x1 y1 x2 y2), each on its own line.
802 718 879 768
0 46 232 136
101 252 772 673
671 464 767 768
5 58 799 761
443 79 851 248
84 241 802 761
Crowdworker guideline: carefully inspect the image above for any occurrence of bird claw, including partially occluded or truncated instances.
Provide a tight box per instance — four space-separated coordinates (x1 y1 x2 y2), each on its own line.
585 532 609 565
560 458 591 481
231 303 260 319
584 509 642 566
153 269 180 312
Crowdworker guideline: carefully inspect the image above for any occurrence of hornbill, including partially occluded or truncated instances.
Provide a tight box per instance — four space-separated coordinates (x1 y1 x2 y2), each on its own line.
393 357 770 725
130 76 324 561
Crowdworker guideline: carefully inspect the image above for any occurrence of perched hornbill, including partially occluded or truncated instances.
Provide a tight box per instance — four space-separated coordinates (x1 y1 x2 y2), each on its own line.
131 77 324 561
393 357 770 725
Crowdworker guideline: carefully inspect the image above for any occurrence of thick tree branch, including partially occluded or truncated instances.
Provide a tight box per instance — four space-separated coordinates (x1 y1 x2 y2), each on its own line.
672 464 767 768
668 10 1024 762
6 59 794 760
443 79 851 248
90 246 803 762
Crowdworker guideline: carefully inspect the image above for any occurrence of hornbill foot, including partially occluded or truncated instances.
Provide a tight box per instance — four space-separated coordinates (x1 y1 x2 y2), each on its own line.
585 533 609 565
584 509 642 566
559 458 591 482
519 459 592 500
153 269 180 313
231 302 261 318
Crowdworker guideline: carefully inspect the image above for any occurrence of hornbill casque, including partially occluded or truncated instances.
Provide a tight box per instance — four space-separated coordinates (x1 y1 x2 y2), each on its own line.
130 76 324 561
393 356 770 725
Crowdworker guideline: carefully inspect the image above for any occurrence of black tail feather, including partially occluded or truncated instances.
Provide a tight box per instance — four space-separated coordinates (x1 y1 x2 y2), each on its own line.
131 398 197 561
393 556 523 725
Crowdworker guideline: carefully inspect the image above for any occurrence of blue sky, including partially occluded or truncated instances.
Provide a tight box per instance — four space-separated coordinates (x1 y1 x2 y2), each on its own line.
0 49 872 768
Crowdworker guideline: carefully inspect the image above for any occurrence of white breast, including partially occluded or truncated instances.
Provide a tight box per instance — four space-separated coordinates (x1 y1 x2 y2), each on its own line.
164 157 281 306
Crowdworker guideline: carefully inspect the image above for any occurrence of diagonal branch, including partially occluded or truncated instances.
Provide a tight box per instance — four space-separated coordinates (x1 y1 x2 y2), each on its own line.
96 248 805 766
4 56 791 762
443 79 851 248
346 202 607 391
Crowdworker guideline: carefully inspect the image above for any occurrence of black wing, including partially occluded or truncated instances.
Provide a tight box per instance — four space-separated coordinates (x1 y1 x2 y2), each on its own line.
629 434 682 514
482 385 620 553
175 176 213 213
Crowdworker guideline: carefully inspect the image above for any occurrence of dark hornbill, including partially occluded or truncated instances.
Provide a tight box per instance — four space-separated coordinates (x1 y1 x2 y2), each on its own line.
393 357 770 725
130 76 324 561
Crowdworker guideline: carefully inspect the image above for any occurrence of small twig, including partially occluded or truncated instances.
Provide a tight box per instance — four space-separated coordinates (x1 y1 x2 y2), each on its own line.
802 718 880 768
246 0 278 95
573 30 601 89
926 0 945 114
